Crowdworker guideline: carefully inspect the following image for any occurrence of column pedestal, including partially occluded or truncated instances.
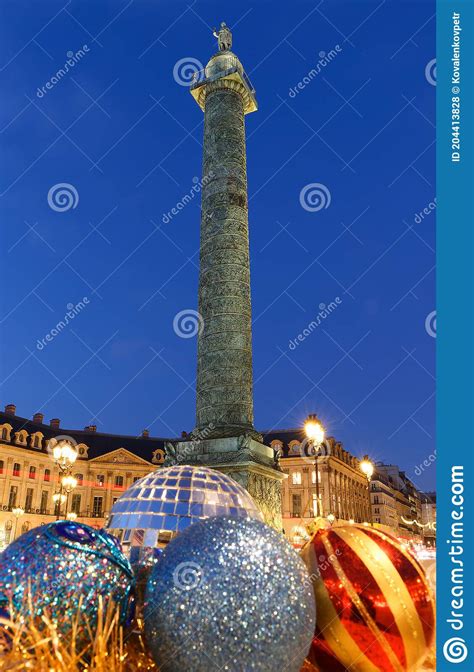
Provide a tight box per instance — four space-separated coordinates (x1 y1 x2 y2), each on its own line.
165 435 284 530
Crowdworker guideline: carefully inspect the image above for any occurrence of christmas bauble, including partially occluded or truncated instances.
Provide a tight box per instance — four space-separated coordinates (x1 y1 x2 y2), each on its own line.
107 465 263 574
0 521 134 645
144 516 316 671
300 524 435 672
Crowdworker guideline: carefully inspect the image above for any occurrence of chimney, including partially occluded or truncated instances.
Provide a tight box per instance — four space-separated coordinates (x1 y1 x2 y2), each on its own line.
4 404 16 415
33 412 44 424
84 424 97 432
181 430 188 439
142 429 150 438
50 418 61 429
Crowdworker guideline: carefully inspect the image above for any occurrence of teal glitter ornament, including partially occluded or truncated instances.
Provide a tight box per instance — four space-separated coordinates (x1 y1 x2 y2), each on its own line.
0 521 134 644
144 516 316 672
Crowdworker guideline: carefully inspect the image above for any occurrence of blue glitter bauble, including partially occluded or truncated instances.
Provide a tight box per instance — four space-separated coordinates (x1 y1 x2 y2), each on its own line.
107 465 263 574
144 516 316 672
0 521 134 644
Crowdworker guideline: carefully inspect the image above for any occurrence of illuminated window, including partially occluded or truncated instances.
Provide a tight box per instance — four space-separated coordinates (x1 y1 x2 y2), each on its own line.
44 468 51 482
93 496 103 517
13 463 21 477
292 494 302 517
25 488 34 510
292 471 302 485
28 466 36 479
96 474 105 487
114 475 124 488
71 494 82 514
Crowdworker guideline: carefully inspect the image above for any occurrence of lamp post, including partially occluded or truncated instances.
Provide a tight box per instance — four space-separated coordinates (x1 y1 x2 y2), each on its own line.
61 475 78 518
50 439 78 520
53 492 67 519
12 506 25 541
304 414 325 518
327 513 335 526
360 455 374 525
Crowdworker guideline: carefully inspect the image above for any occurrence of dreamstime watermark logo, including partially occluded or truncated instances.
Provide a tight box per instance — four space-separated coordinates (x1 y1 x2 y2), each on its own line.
299 183 331 212
299 437 332 466
36 46 90 98
173 561 203 590
47 183 79 212
173 57 203 86
162 172 214 224
425 310 436 338
289 46 342 98
443 637 468 664
36 298 90 351
414 197 436 224
425 58 436 86
414 448 437 477
173 309 204 338
289 298 342 350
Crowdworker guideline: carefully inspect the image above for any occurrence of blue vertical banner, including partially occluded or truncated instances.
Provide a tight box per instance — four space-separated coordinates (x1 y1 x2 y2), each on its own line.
437 0 474 670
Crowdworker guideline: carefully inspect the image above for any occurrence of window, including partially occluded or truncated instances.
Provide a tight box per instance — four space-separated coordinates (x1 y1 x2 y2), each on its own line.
0 460 4 475
74 473 84 486
292 494 302 517
44 469 51 482
93 497 103 517
29 466 36 479
312 493 318 517
40 491 48 514
133 476 141 483
292 471 302 485
33 435 40 448
1 428 7 440
8 486 18 508
374 507 380 514
25 488 34 511
71 494 82 514
96 475 105 487
13 463 21 477
114 475 124 488
374 495 379 504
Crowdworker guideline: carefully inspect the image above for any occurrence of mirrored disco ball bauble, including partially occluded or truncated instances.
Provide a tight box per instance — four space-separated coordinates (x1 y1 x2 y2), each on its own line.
107 465 263 570
300 524 435 672
144 516 316 672
0 521 134 643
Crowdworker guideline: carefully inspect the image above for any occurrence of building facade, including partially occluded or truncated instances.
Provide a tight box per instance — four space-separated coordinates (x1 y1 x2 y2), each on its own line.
262 429 371 541
0 405 164 548
0 405 435 549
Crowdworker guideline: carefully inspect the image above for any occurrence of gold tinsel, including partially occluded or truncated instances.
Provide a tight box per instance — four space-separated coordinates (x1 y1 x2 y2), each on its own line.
0 596 157 671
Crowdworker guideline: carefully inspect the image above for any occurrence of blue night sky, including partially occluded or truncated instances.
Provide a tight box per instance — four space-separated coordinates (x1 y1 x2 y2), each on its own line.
0 0 435 490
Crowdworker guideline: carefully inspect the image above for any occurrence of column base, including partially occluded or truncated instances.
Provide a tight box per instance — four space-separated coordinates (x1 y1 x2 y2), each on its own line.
164 435 284 531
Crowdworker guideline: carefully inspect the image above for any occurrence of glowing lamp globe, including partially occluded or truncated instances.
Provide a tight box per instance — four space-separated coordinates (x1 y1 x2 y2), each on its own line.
106 465 263 577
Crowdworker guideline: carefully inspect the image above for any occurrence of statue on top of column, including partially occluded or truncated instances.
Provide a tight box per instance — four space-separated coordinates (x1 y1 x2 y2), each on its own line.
213 22 232 51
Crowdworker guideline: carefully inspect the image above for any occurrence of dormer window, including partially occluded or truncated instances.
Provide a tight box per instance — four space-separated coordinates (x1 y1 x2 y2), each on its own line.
14 430 28 446
30 432 43 449
288 440 301 456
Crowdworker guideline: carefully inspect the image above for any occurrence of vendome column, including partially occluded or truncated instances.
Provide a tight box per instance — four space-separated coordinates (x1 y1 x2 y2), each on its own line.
165 23 283 529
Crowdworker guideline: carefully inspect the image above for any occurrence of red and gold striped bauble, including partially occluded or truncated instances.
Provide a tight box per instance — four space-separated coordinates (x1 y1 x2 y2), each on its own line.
300 524 435 672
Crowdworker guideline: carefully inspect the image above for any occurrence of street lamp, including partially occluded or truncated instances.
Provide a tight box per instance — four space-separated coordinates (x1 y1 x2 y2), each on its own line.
61 475 78 517
360 455 374 525
52 492 67 519
12 506 25 541
327 513 335 526
50 439 78 519
304 414 325 518
52 440 78 472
